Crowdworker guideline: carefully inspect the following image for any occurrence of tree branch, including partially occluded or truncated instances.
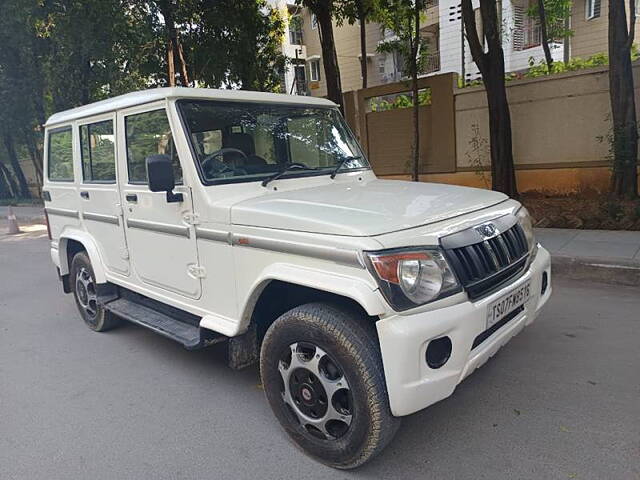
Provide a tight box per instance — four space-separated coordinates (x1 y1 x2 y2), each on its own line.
628 0 636 49
461 0 486 72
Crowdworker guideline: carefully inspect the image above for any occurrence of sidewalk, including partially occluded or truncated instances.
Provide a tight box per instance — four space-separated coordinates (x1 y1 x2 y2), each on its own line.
535 228 640 286
0 205 45 224
535 228 640 261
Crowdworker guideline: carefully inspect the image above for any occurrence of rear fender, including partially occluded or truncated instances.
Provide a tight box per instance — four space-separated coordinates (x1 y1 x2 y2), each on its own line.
57 228 107 284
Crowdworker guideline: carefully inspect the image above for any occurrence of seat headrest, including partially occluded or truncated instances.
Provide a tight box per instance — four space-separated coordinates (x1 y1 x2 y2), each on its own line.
223 133 255 155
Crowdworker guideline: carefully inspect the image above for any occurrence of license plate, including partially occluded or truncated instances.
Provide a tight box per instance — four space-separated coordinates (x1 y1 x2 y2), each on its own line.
486 281 531 329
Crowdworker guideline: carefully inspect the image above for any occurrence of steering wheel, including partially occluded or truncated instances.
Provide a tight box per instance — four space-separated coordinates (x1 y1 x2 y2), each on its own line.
200 147 248 179
284 162 310 170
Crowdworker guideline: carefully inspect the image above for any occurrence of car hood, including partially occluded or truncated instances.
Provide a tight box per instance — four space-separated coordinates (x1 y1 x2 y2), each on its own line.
230 179 508 237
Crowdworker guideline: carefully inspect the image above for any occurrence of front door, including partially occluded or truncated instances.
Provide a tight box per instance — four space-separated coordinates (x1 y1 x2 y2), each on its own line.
117 104 201 299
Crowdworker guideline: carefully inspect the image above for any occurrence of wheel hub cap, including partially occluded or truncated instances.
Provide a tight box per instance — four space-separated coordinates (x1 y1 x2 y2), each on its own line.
278 342 353 440
75 267 98 321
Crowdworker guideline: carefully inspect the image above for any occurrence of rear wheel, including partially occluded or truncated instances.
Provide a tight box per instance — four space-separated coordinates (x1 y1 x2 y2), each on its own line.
260 302 400 469
70 251 120 332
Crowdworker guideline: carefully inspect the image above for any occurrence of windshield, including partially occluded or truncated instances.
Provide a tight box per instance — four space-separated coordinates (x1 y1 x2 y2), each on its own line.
179 100 369 184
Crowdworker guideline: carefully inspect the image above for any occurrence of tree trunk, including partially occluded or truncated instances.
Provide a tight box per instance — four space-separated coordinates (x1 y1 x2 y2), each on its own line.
461 0 518 197
411 0 421 182
167 38 176 86
159 0 188 87
0 163 17 199
537 0 554 72
2 134 31 199
608 0 638 197
315 5 344 109
359 7 368 88
176 37 190 86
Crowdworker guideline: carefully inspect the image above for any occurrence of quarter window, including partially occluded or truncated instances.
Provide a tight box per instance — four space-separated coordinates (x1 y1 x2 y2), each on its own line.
80 120 116 183
125 109 182 184
48 128 74 182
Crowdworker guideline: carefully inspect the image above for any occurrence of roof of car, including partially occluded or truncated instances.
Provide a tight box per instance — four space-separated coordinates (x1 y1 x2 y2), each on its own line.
45 87 337 127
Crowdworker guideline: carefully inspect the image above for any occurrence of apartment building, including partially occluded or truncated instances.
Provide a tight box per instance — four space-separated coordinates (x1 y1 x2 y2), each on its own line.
272 0 633 96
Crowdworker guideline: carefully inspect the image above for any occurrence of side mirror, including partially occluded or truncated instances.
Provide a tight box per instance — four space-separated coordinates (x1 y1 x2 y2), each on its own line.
145 154 183 203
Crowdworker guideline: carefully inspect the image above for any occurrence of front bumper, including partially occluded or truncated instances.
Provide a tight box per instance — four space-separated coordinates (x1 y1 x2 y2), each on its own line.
376 245 552 417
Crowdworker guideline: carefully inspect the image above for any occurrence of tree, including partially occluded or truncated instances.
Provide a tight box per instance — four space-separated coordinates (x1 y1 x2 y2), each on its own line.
336 0 377 88
192 0 287 91
300 0 344 107
155 0 192 86
377 0 427 182
527 0 572 73
461 0 518 196
608 0 638 198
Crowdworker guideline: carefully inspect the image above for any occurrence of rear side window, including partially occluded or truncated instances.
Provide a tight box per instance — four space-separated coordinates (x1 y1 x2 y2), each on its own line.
80 120 116 183
48 128 74 182
125 110 182 184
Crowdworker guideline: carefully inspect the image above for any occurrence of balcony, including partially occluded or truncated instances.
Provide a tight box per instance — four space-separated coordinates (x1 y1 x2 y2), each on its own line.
420 50 441 75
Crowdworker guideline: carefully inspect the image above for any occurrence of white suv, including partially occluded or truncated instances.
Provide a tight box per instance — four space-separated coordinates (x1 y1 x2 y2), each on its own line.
43 88 551 469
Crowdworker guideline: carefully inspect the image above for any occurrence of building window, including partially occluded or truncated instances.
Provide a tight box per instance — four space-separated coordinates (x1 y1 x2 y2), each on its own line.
289 14 304 45
309 59 321 82
586 0 601 19
311 13 318 29
80 120 116 183
47 128 74 182
513 2 541 51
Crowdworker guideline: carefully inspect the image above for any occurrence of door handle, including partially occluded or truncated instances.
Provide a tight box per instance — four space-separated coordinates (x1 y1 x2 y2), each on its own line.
80 191 90 200
125 193 138 203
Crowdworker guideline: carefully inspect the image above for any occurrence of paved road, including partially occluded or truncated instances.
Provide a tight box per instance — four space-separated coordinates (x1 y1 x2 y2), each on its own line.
1 235 638 480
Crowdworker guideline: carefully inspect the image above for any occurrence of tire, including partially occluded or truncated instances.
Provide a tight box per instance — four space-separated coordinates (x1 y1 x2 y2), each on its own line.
260 302 400 469
70 251 120 332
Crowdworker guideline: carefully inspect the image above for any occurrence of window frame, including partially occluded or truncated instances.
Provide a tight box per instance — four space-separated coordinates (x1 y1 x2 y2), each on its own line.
78 116 117 185
47 125 75 183
311 13 318 29
175 99 370 187
585 0 600 20
309 59 321 82
123 107 182 186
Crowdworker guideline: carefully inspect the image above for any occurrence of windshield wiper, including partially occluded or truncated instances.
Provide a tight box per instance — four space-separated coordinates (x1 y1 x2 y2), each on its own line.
261 163 317 187
330 155 362 179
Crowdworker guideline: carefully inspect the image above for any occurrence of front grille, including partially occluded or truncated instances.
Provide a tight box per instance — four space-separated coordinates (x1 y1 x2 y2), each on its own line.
444 223 529 299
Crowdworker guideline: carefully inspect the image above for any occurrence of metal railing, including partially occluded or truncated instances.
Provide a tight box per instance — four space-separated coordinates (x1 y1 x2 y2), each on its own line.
421 51 441 74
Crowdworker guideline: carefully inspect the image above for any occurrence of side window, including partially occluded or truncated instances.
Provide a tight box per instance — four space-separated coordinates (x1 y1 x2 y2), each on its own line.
125 110 183 184
80 120 116 183
48 128 74 182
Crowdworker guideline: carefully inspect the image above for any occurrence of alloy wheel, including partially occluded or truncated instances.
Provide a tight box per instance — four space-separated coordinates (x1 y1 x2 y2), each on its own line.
75 266 98 323
278 342 353 440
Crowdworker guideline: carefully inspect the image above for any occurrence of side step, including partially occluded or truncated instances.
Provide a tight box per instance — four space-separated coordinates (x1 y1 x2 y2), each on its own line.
104 297 225 350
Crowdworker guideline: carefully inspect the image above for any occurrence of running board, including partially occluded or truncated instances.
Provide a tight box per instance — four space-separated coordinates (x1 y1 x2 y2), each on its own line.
104 297 225 350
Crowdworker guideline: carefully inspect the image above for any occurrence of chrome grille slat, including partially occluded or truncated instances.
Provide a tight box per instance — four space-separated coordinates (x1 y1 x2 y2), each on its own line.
443 223 529 299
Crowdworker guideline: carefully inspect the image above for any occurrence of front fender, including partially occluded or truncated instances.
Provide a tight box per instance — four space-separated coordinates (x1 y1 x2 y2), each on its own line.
57 228 107 284
238 263 389 332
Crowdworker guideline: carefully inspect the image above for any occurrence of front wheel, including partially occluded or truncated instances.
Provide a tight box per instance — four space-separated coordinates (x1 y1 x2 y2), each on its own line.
260 303 400 469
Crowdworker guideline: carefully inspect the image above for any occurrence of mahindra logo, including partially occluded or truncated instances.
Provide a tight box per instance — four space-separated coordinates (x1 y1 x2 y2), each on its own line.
475 223 498 239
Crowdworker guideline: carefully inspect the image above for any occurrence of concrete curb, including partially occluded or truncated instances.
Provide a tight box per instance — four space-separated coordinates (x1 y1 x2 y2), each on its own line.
551 255 640 287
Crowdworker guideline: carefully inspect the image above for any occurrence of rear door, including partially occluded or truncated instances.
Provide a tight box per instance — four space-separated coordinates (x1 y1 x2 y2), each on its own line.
77 114 129 276
44 126 81 240
116 103 201 299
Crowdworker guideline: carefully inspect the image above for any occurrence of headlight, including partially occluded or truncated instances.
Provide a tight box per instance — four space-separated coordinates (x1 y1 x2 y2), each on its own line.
516 206 535 251
365 249 460 311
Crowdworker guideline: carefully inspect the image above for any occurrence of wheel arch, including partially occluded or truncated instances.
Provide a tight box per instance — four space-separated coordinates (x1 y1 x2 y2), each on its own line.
239 264 388 340
57 230 107 284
